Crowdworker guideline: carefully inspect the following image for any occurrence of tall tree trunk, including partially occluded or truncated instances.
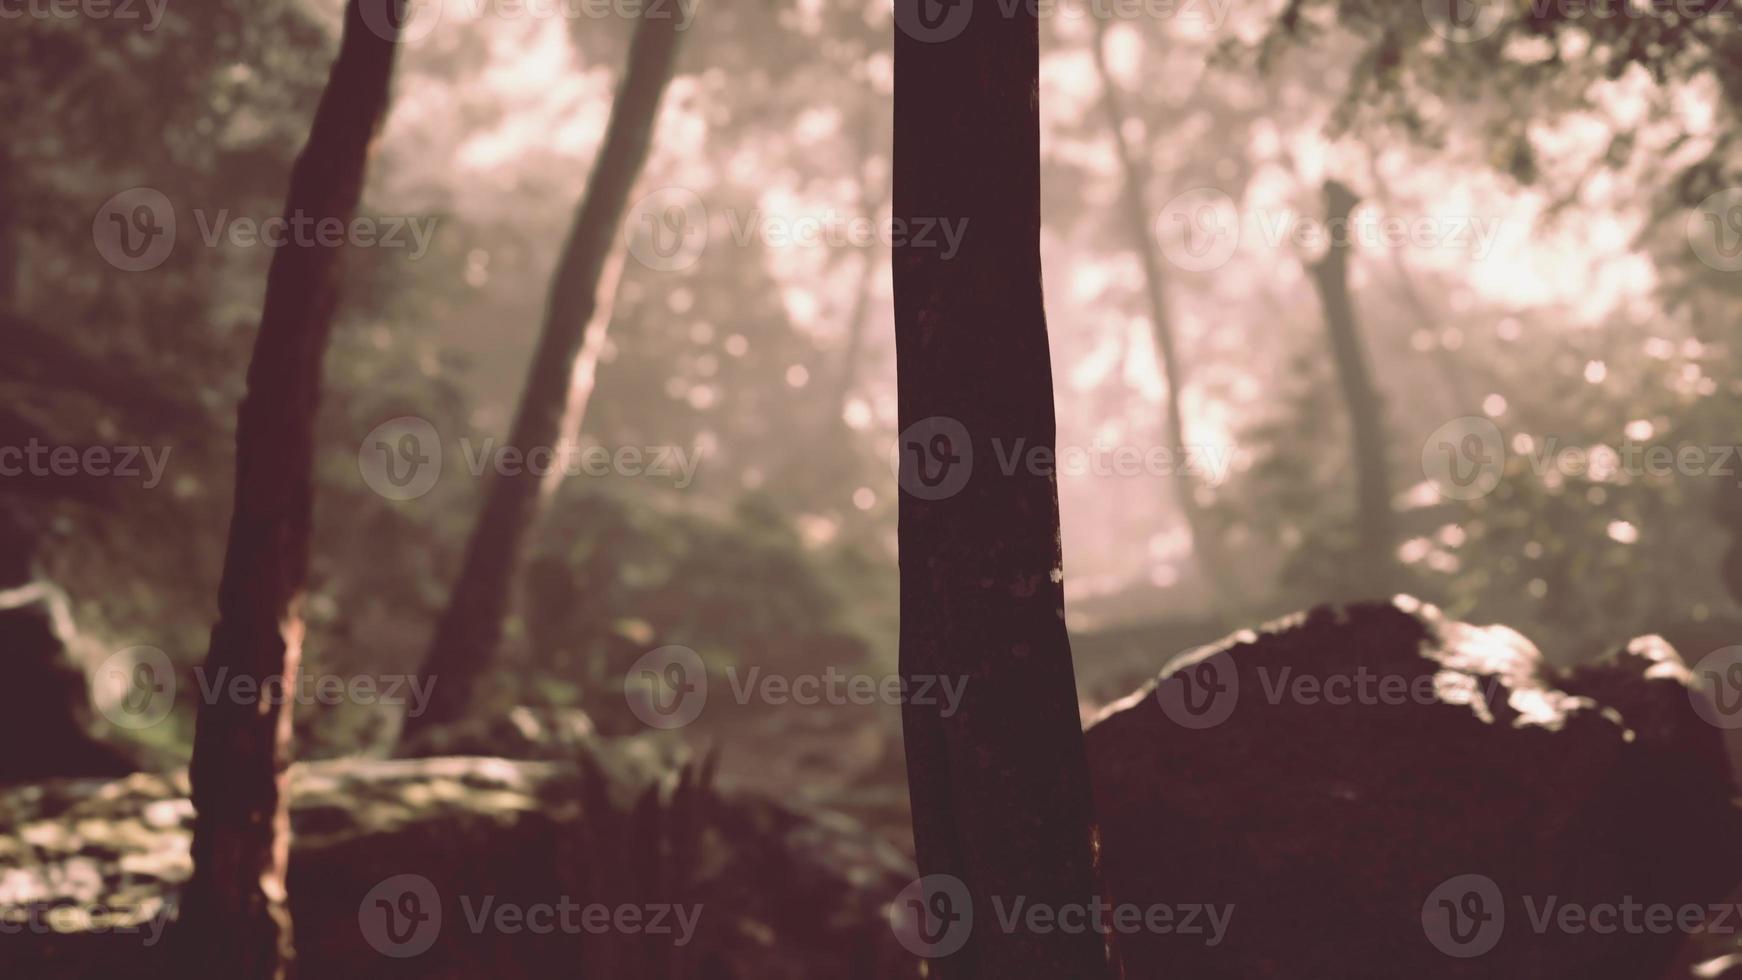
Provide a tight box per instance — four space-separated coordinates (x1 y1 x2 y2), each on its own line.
830 116 891 424
0 141 18 309
892 3 1110 977
177 4 403 977
1361 147 1475 416
403 6 692 738
1307 179 1395 595
1089 20 1247 613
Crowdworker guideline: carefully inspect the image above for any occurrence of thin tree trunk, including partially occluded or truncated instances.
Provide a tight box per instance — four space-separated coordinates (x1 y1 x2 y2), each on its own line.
0 141 17 309
893 2 1110 976
404 6 692 738
1089 20 1247 613
177 4 403 977
830 117 890 424
1307 179 1395 595
1361 147 1475 416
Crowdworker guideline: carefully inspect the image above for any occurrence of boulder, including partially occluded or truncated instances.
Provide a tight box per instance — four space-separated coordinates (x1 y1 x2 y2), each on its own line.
0 749 920 979
1085 596 1742 980
0 581 138 786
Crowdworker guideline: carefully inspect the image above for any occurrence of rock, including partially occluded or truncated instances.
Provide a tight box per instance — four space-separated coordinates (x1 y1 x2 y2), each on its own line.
0 581 138 786
0 749 920 979
1084 596 1742 980
395 705 599 761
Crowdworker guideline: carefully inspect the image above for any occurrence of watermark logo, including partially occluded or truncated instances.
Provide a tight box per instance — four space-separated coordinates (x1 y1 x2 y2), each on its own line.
359 0 443 42
888 874 1232 957
1421 416 1506 501
1422 0 1505 42
623 658 968 729
1691 188 1742 273
93 188 176 272
1 871 174 948
893 416 974 500
359 417 444 501
0 0 171 28
894 0 973 42
91 645 175 730
360 874 443 958
1155 649 1238 729
192 666 437 718
889 874 974 958
93 187 437 271
1424 872 1742 956
625 645 708 729
359 874 700 955
358 419 703 499
0 440 173 488
625 187 709 272
1691 646 1742 730
1422 873 1504 957
1155 187 1240 272
990 440 1239 486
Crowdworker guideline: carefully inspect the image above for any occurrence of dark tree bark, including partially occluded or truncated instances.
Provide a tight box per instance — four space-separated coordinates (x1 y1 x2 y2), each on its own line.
892 3 1110 977
176 4 403 977
1089 20 1247 613
404 5 693 738
1307 180 1395 595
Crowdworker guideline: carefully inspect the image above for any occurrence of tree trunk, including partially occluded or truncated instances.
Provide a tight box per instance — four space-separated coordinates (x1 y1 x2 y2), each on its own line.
0 141 18 309
177 4 403 978
404 5 692 738
1307 179 1395 595
829 116 890 424
892 3 1110 977
1089 20 1247 613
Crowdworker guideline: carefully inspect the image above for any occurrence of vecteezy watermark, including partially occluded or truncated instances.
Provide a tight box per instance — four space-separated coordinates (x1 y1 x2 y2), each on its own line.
1422 415 1742 502
0 440 173 489
1153 187 1504 273
89 646 176 730
356 0 702 45
88 645 439 729
356 416 704 501
1690 646 1742 730
0 871 174 949
893 416 974 501
1422 873 1742 958
0 0 169 29
1152 650 1519 730
1691 188 1742 273
621 187 968 271
1421 416 1507 501
1422 873 1506 957
457 439 702 488
92 187 439 272
357 874 702 958
191 666 437 719
889 416 1240 501
622 645 970 730
988 439 1239 486
888 875 1233 959
893 0 1231 43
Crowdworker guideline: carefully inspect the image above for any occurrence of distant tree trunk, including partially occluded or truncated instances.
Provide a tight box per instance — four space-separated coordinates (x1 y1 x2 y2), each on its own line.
830 116 890 424
1307 180 1395 595
403 5 692 739
0 141 17 309
177 3 403 978
1089 21 1247 613
1361 147 1475 415
893 2 1110 977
